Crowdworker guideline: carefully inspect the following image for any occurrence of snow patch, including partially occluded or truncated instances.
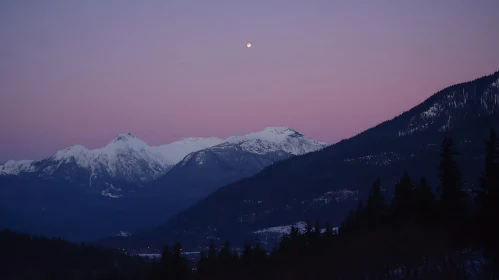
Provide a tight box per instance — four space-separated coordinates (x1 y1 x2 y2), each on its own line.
254 221 308 235
101 190 122 199
254 221 339 237
137 253 161 259
0 160 36 175
420 102 441 119
116 231 131 237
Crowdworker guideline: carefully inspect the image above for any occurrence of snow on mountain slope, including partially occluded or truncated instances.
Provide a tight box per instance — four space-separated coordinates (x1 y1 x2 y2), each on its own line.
222 127 326 155
154 137 223 165
252 221 338 246
253 221 309 235
397 75 499 137
175 127 327 170
47 133 171 182
0 160 36 175
0 128 325 200
0 133 223 183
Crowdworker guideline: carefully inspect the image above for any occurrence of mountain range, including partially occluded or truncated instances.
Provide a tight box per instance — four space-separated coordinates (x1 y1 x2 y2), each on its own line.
0 127 326 240
99 70 499 251
1 134 223 198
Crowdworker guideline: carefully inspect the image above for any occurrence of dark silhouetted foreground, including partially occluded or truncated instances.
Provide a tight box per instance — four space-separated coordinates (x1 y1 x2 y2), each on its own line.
2 129 499 279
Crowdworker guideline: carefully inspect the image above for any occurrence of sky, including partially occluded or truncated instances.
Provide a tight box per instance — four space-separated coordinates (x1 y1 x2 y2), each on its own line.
1 0 499 162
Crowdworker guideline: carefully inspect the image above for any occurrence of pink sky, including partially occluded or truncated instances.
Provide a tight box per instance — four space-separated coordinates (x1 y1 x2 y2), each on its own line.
1 0 499 162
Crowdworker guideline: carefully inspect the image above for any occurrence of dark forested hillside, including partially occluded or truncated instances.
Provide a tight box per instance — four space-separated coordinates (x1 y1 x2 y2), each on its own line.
0 230 151 280
144 147 292 203
101 71 499 251
102 128 499 279
0 128 324 242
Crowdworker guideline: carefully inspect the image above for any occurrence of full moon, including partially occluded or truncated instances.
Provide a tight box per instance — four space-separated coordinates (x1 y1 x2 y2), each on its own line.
247 43 252 48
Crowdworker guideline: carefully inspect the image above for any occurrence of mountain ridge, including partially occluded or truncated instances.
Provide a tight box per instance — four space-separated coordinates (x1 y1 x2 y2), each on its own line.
1 127 325 173
0 126 326 199
0 126 327 240
99 70 499 250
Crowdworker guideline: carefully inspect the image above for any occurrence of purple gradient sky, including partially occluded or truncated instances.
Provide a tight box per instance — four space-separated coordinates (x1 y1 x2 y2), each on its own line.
1 0 499 162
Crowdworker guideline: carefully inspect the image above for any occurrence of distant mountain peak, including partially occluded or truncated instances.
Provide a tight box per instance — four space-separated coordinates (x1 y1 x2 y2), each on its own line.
226 126 308 145
54 145 89 160
0 127 326 199
191 126 328 157
104 133 150 152
112 132 140 142
261 127 303 137
262 126 295 132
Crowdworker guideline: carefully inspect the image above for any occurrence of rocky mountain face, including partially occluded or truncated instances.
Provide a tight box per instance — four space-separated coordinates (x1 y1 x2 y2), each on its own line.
0 133 224 198
0 128 325 241
101 71 499 251
145 127 326 203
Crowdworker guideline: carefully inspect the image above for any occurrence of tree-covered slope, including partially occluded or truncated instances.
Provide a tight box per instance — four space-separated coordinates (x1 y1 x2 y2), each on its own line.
101 71 499 250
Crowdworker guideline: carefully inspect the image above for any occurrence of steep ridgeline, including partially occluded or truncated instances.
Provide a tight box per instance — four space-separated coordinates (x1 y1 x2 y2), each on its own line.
0 128 325 241
102 70 499 251
0 133 223 198
145 127 327 203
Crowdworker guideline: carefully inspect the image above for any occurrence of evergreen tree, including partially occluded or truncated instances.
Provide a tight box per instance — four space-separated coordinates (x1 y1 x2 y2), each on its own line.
413 176 436 225
390 172 415 226
366 177 387 229
232 249 239 262
160 244 170 279
198 242 217 279
474 129 499 261
218 241 232 262
197 251 209 278
170 242 188 280
355 199 366 231
313 221 322 237
475 129 499 214
172 242 182 256
208 241 217 261
438 136 467 226
289 226 299 240
217 241 233 277
305 220 313 236
324 223 334 240
161 244 170 266
241 242 253 272
311 221 322 254
340 209 357 236
253 243 267 265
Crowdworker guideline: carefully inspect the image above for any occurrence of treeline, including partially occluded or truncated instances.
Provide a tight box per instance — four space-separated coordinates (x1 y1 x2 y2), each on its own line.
0 230 151 280
151 129 499 280
2 129 499 279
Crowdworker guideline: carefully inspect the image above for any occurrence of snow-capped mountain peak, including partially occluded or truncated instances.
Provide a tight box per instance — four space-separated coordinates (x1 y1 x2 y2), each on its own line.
53 145 90 161
226 127 305 143
106 133 149 149
223 127 326 155
226 127 298 143
0 134 224 189
112 132 140 142
0 128 326 198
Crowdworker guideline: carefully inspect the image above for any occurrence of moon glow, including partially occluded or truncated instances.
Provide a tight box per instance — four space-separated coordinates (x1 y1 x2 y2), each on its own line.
247 43 252 48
